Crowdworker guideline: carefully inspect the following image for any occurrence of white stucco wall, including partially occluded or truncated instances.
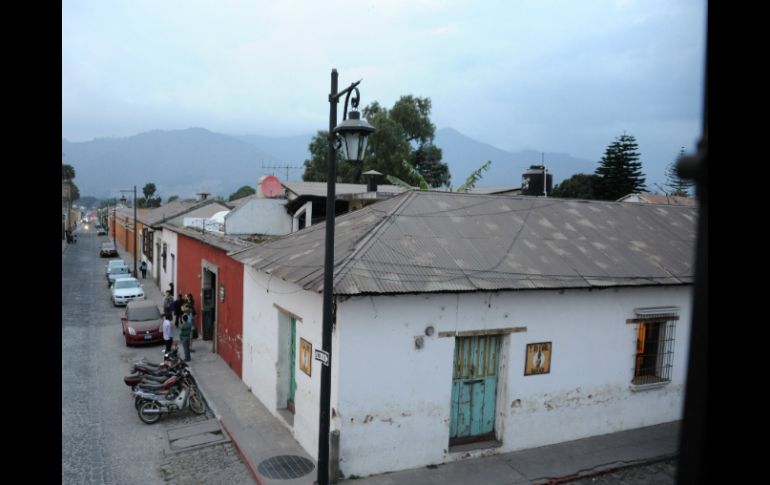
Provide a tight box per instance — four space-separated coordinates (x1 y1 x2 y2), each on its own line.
159 230 178 295
334 285 692 477
226 199 292 236
241 267 338 459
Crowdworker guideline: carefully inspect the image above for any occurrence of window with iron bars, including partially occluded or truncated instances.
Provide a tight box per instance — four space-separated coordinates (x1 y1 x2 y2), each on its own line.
628 310 678 386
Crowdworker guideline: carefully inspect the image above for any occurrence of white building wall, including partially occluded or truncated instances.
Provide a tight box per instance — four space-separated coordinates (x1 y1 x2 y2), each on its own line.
241 267 337 460
334 285 692 477
226 199 292 236
159 230 178 295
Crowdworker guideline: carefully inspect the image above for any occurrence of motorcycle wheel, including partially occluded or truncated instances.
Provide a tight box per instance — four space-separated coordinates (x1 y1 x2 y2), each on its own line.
138 400 162 424
135 397 148 410
188 392 206 415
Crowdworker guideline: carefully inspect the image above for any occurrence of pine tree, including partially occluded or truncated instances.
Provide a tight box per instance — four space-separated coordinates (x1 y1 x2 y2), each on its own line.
594 132 646 200
664 147 694 196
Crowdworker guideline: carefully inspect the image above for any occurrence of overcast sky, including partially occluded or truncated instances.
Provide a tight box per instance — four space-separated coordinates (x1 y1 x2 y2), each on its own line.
62 0 706 185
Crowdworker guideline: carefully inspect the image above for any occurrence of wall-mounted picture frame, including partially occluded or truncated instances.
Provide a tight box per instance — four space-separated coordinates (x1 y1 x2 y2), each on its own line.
299 338 312 377
524 342 552 376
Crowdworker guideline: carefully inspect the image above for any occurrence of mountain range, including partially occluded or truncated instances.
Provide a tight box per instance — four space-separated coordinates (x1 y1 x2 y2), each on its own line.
62 127 595 199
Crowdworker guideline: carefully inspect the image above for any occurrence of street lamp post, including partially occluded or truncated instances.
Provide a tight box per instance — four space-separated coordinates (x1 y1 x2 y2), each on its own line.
316 69 375 485
119 186 138 278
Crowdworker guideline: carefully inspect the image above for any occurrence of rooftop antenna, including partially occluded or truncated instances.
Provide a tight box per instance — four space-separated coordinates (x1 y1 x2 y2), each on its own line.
261 162 303 182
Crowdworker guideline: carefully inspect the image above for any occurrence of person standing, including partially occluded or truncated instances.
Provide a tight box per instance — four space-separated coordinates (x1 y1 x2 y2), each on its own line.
179 312 192 362
162 313 173 353
140 260 147 279
173 293 184 328
185 293 197 352
163 291 174 319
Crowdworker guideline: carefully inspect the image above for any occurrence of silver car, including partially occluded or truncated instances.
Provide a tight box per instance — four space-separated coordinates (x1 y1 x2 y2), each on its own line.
111 277 145 306
107 265 131 287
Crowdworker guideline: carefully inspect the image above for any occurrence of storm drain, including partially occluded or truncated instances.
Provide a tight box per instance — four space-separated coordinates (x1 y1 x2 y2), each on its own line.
257 455 315 479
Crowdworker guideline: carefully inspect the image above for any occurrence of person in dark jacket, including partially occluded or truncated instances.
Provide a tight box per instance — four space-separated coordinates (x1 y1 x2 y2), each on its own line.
184 293 197 351
173 294 185 328
163 291 174 319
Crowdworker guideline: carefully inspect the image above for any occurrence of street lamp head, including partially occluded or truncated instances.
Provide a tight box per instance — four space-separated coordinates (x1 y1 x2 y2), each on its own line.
333 110 375 162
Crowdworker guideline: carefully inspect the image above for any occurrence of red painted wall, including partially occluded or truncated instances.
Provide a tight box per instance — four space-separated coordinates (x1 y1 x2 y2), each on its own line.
177 233 244 377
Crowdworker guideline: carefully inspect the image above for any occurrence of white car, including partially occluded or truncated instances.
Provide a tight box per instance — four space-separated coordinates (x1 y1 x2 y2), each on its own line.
111 277 145 306
106 259 127 277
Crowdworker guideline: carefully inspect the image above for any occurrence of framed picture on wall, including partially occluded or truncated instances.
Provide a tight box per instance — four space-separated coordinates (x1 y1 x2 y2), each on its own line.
299 338 312 377
524 342 552 376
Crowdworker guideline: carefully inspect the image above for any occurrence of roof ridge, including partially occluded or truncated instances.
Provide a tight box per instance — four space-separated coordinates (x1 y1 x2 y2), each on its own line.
327 191 416 292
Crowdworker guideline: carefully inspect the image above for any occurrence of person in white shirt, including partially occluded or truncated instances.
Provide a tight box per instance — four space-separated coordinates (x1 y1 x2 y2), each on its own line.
162 313 173 353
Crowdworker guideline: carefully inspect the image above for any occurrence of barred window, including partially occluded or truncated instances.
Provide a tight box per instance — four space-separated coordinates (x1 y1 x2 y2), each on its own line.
628 309 678 386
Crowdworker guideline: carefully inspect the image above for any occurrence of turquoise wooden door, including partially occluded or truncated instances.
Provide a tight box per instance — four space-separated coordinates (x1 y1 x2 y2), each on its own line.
288 318 297 412
450 335 500 444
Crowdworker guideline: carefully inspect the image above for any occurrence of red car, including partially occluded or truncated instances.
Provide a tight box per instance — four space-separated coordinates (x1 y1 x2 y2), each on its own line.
121 300 163 346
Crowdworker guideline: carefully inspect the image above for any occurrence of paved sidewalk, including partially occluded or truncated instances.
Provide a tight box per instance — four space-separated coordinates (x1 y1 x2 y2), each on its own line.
129 240 680 485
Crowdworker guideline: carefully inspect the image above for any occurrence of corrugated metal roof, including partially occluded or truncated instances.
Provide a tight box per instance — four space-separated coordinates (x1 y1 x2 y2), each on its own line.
283 181 407 198
232 191 697 295
617 193 697 206
138 199 232 226
164 224 256 253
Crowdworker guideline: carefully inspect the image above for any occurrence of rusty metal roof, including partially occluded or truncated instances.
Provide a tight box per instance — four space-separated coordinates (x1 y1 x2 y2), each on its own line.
231 191 697 295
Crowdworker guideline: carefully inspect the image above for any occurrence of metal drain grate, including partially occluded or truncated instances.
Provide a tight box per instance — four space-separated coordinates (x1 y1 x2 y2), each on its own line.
257 455 315 479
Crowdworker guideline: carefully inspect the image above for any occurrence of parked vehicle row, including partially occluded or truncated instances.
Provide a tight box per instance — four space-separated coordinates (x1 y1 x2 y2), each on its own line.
100 241 118 257
112 277 145 306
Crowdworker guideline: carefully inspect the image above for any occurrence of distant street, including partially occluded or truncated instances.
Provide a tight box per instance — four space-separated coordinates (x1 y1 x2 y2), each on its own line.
62 226 253 485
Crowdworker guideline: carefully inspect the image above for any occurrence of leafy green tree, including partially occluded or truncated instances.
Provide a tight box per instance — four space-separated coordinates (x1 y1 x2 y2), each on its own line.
228 185 257 201
664 147 694 196
387 160 491 193
594 133 646 200
167 195 179 203
551 173 601 199
302 95 450 187
142 183 157 201
456 160 491 192
62 163 76 181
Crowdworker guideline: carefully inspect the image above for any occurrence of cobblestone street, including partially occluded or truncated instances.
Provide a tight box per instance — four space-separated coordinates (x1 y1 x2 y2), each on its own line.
567 459 677 485
62 230 254 484
159 442 254 485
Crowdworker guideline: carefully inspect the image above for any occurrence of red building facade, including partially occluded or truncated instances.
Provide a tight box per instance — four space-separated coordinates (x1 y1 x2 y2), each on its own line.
176 232 245 377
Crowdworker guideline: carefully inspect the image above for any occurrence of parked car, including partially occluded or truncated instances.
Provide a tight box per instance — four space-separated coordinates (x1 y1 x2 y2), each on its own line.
111 276 145 306
121 300 163 346
105 259 127 278
100 242 118 257
97 227 107 236
107 265 131 287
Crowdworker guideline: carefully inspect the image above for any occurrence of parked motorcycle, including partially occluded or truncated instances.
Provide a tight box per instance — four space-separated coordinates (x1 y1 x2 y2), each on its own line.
135 367 206 424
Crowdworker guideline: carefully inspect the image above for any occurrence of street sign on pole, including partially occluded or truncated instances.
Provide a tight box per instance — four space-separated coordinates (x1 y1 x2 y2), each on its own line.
315 349 330 367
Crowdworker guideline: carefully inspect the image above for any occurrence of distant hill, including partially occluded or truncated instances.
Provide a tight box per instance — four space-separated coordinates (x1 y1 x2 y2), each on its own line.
62 128 279 199
63 127 595 199
435 127 596 188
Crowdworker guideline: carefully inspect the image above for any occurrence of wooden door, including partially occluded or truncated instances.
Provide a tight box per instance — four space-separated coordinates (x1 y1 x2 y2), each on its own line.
450 335 500 445
287 318 297 413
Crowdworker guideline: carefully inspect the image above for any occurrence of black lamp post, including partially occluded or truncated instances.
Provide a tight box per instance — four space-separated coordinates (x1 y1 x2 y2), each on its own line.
316 69 375 485
119 186 138 278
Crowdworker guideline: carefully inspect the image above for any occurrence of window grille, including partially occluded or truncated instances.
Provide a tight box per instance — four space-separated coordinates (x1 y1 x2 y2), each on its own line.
631 314 677 385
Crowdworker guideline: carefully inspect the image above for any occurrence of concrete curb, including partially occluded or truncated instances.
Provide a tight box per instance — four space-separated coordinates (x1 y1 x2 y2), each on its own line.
218 419 264 485
540 453 678 484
